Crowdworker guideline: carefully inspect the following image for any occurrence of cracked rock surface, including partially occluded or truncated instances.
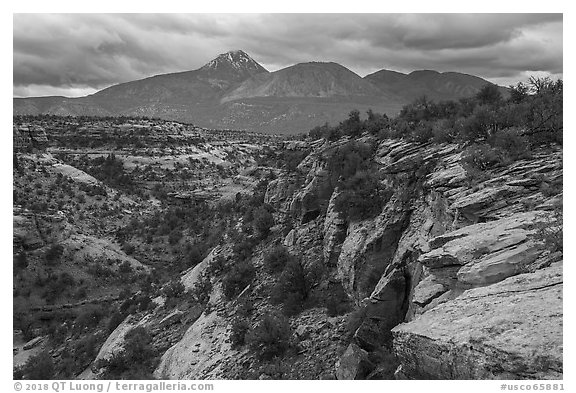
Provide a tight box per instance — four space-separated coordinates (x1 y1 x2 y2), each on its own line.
392 262 563 379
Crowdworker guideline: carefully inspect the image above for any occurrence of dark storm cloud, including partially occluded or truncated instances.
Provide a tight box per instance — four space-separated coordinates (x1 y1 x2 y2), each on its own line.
13 13 563 97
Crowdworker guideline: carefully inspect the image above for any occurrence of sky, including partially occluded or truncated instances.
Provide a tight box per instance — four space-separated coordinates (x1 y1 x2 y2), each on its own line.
13 13 563 98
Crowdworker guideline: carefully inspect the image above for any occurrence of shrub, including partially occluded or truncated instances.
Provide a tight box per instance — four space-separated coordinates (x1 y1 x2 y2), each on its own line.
168 230 183 245
13 366 24 380
461 143 503 172
206 255 226 277
253 206 274 239
524 77 563 145
74 305 106 332
118 261 133 274
263 245 292 274
161 279 185 299
282 149 310 172
335 172 387 221
246 312 292 360
230 318 250 348
410 121 434 143
21 351 55 379
326 140 374 185
45 243 64 266
222 261 255 300
340 109 363 137
459 106 497 142
43 272 76 302
107 310 125 333
431 119 457 143
308 122 331 140
271 259 308 316
98 326 156 379
475 83 503 106
534 201 563 254
72 333 104 372
236 298 255 318
185 244 204 268
14 252 28 272
233 235 257 262
190 273 212 305
325 283 351 317
122 242 135 255
489 127 531 161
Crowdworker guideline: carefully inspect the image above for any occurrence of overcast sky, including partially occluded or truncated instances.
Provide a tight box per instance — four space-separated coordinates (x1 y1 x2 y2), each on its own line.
13 13 563 98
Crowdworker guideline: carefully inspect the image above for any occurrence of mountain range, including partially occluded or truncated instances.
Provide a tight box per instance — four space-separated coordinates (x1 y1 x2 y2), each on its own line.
13 50 507 134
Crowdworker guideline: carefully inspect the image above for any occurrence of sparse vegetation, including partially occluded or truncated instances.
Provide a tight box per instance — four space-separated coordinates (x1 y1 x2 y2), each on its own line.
45 243 64 266
222 260 256 300
230 318 250 348
97 326 157 379
271 259 309 316
253 206 275 239
246 312 292 360
309 77 562 152
19 351 55 379
263 245 292 274
534 201 563 254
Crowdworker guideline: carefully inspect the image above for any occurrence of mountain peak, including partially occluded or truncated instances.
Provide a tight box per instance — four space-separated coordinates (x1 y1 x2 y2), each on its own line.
201 50 268 77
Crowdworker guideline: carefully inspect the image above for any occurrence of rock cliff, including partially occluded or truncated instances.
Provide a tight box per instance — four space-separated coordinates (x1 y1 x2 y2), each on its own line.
96 136 562 380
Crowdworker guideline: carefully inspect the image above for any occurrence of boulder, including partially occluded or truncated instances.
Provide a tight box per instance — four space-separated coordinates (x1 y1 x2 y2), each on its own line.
335 343 373 380
411 276 446 307
295 325 310 340
23 336 46 350
283 229 296 247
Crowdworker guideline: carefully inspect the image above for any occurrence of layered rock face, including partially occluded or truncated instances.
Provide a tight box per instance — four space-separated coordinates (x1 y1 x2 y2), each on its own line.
392 262 562 379
281 138 561 380
109 137 561 380
327 140 562 379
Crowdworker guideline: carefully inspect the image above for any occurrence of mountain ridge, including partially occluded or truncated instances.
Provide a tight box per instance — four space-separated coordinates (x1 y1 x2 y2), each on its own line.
14 50 507 133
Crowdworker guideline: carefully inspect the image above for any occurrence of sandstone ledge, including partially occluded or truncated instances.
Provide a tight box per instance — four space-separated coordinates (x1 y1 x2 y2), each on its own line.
392 263 563 379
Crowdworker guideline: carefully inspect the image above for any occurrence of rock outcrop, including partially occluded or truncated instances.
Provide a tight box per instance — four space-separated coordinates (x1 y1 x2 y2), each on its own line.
181 246 221 291
337 195 410 300
330 139 562 379
392 262 563 379
264 176 299 212
323 188 346 267
154 285 239 379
